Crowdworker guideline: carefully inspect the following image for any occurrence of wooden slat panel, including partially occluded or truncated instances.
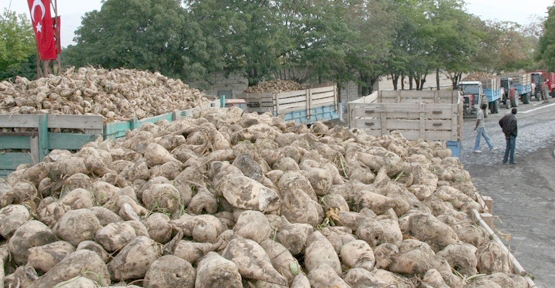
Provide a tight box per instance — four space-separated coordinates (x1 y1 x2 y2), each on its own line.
350 92 378 104
0 135 32 149
278 103 307 114
49 133 101 150
311 98 335 107
310 91 335 100
276 90 307 99
310 86 335 94
277 95 307 105
0 153 33 170
0 115 40 128
353 119 454 131
350 108 455 120
379 90 457 104
358 127 454 141
47 115 103 129
350 102 456 112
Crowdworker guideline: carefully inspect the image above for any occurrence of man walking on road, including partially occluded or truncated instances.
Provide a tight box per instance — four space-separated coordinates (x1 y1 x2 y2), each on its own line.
499 108 518 164
474 103 495 153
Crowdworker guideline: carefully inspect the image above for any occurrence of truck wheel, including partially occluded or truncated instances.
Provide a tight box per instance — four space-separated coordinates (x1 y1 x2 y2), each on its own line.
494 99 500 113
523 93 530 104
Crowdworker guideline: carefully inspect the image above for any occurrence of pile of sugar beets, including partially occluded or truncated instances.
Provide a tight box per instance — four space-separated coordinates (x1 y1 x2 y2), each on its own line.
0 107 528 288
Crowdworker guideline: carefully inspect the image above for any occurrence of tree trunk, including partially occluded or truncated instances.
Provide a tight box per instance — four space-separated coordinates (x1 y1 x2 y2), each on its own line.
401 74 405 90
337 82 343 103
436 68 440 90
409 75 414 90
420 77 426 90
391 73 400 90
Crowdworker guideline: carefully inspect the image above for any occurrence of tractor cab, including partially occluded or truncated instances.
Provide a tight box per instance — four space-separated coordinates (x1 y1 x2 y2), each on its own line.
459 81 484 115
500 77 517 107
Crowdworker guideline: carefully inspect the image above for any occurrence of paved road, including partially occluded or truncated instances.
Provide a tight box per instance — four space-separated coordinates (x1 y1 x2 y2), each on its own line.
460 99 555 286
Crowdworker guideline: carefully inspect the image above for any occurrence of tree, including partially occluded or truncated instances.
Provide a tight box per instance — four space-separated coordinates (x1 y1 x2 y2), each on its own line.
345 0 396 94
186 0 291 87
537 5 555 70
0 9 36 81
430 0 481 89
387 0 436 90
64 0 223 85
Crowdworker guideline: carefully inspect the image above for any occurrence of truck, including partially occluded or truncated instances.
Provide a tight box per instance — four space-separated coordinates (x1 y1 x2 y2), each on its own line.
244 84 339 124
501 73 532 105
348 90 463 157
458 81 490 116
530 70 555 100
459 73 503 116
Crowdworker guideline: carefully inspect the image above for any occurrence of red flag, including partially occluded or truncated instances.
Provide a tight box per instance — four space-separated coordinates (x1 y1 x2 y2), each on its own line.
53 16 61 54
27 0 57 60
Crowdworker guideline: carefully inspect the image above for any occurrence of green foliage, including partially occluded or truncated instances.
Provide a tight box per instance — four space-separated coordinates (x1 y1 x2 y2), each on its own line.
60 0 540 91
64 0 223 85
538 5 555 70
0 9 36 81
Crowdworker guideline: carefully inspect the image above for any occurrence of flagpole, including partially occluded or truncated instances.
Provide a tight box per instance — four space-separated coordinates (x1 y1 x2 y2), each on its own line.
51 0 61 75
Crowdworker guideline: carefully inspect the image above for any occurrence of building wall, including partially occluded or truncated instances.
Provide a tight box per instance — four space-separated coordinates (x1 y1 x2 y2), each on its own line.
191 71 249 99
340 81 360 104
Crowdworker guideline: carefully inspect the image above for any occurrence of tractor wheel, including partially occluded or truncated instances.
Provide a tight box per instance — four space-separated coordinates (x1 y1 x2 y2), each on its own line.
511 96 518 108
523 93 530 104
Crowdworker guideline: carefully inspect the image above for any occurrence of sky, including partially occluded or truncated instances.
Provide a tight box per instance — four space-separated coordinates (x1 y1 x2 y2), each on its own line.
1 0 553 48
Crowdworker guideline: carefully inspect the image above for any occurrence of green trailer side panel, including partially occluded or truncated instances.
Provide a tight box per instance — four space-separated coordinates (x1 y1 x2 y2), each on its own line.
137 113 174 126
38 115 49 160
0 153 34 171
49 133 101 150
103 121 132 140
0 135 32 149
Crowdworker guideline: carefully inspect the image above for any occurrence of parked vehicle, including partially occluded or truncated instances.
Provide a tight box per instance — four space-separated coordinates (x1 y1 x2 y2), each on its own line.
508 73 532 104
530 70 555 100
458 81 488 116
500 77 518 109
482 78 503 114
348 90 462 157
244 85 339 124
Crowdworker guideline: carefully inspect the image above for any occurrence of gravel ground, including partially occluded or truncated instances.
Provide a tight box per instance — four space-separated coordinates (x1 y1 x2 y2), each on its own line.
461 100 555 286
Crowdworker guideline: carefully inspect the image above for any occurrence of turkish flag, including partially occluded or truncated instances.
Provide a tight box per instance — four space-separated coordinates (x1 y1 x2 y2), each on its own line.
27 0 57 60
53 16 61 54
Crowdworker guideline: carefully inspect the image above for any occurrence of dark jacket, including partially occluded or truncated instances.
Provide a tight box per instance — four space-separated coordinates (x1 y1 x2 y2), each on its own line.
499 113 517 138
